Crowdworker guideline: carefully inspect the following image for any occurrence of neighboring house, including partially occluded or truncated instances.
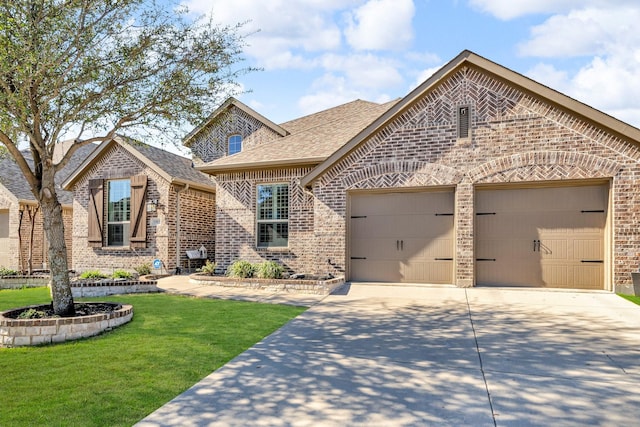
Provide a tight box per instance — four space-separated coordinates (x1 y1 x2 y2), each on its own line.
0 142 96 271
63 136 216 273
188 50 640 294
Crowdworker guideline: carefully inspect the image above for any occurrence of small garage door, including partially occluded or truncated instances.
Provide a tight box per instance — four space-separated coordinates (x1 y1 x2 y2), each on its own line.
0 210 9 267
349 190 454 284
476 184 608 289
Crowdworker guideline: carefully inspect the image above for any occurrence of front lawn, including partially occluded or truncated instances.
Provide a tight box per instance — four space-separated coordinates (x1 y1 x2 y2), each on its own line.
0 287 305 426
620 294 640 306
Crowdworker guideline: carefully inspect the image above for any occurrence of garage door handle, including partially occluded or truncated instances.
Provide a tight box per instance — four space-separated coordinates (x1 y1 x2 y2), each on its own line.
476 212 496 216
351 215 367 219
435 258 453 261
581 210 604 213
581 260 603 263
476 258 496 261
351 257 366 260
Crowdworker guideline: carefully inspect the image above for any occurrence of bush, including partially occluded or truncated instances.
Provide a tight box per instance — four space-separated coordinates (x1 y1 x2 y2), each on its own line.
0 266 18 277
226 260 255 278
79 270 108 280
112 269 133 279
134 263 151 276
198 260 217 275
255 261 284 279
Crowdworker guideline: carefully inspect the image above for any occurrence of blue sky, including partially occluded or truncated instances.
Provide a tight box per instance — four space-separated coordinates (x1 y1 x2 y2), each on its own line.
182 0 640 133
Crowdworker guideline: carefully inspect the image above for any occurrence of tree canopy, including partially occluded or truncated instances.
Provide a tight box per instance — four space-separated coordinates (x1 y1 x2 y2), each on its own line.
0 0 250 315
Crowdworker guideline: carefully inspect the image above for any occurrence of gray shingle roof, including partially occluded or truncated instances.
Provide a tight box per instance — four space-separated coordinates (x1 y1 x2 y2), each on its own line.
0 143 98 205
127 141 215 188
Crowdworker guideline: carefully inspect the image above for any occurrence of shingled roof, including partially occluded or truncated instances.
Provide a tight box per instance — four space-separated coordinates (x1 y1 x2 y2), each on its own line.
197 99 399 173
63 136 215 192
0 143 98 206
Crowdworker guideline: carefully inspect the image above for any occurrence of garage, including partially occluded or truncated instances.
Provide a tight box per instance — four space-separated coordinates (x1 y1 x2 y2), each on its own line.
475 184 608 289
0 210 9 268
349 190 454 283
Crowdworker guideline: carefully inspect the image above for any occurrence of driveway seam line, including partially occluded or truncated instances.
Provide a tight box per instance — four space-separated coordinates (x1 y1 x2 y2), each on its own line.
465 289 497 427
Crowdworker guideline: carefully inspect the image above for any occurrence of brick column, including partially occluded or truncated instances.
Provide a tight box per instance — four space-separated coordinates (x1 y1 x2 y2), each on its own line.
455 180 474 287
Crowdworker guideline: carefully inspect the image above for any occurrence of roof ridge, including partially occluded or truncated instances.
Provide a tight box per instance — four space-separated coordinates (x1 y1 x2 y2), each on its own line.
279 99 392 138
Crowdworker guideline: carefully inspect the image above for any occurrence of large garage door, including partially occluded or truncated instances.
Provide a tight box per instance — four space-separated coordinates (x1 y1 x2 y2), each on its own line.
0 210 9 267
476 184 608 289
349 190 454 284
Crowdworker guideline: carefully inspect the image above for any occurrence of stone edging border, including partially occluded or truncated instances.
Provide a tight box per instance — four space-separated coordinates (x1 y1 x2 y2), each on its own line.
0 303 133 347
189 273 345 295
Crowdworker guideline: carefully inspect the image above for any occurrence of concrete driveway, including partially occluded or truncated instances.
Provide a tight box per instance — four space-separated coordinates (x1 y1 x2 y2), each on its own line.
137 284 640 426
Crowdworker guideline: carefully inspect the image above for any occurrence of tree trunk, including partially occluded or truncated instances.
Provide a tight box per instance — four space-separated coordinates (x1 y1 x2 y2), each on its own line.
40 177 74 316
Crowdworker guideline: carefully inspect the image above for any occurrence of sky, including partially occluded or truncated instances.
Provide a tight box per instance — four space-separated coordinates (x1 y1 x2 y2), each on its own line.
177 0 640 137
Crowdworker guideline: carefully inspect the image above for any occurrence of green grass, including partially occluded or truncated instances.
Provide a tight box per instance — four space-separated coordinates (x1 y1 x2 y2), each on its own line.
620 294 640 306
0 288 305 426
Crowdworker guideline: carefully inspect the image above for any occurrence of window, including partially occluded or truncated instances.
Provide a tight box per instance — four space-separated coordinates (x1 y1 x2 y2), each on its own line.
228 134 242 155
457 105 470 139
88 175 147 248
257 184 289 247
107 179 131 246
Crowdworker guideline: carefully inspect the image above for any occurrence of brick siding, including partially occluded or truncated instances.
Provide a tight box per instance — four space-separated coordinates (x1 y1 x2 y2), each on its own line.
189 106 281 165
214 168 315 275
309 66 640 292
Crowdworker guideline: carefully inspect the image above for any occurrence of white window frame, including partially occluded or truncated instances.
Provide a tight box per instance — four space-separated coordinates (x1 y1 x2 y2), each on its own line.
107 179 131 246
256 183 289 248
228 134 242 155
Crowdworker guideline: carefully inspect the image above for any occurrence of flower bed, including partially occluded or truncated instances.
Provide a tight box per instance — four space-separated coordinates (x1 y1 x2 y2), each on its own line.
0 302 133 347
189 273 345 295
0 275 159 296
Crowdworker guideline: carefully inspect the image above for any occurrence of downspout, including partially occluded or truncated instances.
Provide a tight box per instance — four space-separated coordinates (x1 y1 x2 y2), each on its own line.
175 184 189 272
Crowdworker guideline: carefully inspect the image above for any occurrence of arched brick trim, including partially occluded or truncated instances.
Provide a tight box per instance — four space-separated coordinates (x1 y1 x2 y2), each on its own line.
467 151 622 183
343 161 463 190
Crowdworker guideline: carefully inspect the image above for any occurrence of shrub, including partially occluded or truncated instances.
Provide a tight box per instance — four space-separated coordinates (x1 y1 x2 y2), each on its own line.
198 260 217 276
255 261 284 279
17 308 52 319
0 266 18 277
134 263 151 276
226 260 255 278
79 270 108 280
112 269 133 279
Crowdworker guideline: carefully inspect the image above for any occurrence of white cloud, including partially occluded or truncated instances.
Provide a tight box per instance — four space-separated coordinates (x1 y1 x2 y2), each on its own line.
344 0 415 50
519 7 640 57
513 4 640 128
184 0 351 69
298 73 393 115
320 53 403 89
410 65 445 90
467 0 636 20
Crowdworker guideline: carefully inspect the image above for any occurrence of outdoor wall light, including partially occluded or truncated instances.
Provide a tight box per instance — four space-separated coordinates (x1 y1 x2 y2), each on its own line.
147 199 159 212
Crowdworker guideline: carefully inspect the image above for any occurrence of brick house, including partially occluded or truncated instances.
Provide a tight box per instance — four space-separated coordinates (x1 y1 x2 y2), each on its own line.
190 50 640 294
0 143 96 271
63 136 216 274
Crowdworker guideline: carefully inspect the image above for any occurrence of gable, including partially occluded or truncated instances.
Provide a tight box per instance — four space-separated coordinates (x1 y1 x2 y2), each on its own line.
310 64 634 190
186 100 288 165
301 51 640 188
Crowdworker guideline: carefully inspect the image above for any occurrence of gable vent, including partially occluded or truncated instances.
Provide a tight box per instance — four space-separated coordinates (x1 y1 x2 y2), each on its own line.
457 105 470 139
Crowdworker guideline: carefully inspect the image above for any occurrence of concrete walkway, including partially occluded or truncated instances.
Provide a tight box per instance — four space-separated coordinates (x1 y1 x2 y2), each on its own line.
138 280 640 426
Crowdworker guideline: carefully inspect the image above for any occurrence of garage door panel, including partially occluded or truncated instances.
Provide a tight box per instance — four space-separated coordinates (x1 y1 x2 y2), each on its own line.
351 238 402 261
476 184 607 289
351 259 401 282
404 237 453 261
403 260 452 284
350 191 453 284
573 239 603 260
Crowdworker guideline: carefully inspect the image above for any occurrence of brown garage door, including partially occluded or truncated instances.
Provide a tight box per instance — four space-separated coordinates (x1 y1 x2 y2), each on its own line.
476 184 608 289
0 210 9 267
349 190 454 284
